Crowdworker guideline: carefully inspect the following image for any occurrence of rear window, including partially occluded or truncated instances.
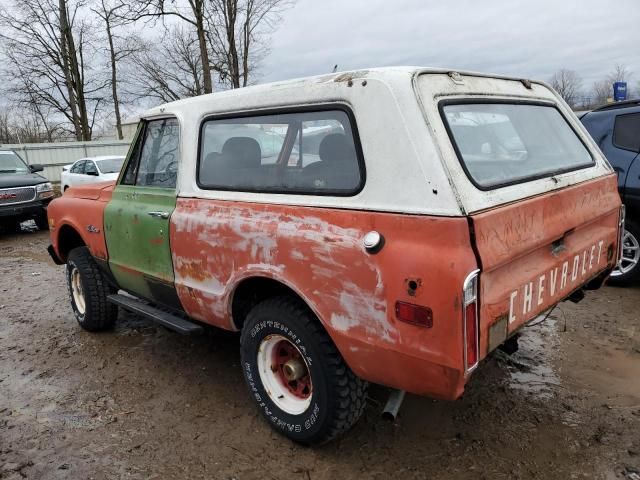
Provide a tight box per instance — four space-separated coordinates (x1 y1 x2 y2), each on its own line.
441 102 594 189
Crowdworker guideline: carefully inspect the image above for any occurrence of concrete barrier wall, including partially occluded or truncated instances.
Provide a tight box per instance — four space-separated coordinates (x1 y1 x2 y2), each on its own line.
3 140 132 183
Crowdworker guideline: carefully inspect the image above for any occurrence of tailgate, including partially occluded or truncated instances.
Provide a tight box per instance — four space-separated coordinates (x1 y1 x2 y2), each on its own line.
471 174 621 358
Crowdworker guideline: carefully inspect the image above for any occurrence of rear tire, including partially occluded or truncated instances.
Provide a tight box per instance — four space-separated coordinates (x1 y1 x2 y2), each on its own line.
240 296 367 445
66 247 117 331
608 218 640 286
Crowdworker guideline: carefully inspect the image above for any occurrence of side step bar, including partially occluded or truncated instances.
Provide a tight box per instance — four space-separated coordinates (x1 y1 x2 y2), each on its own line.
107 294 203 335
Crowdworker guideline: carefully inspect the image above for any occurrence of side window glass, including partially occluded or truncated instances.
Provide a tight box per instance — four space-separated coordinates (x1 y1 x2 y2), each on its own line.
198 110 362 194
122 124 145 185
136 118 180 188
85 161 98 176
613 113 640 152
71 160 85 174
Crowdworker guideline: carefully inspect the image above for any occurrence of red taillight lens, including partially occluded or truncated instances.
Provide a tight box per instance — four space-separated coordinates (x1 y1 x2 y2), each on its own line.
395 301 433 328
463 270 480 373
464 302 478 368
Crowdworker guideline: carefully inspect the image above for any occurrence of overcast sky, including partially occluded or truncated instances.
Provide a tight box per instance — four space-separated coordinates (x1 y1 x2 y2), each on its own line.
260 0 640 91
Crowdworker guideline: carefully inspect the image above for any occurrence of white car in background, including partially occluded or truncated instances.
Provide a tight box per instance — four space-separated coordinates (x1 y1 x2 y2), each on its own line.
61 156 125 191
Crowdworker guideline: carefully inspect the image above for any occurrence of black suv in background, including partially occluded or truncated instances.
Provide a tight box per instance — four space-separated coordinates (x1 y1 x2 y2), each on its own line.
580 100 640 285
0 149 53 232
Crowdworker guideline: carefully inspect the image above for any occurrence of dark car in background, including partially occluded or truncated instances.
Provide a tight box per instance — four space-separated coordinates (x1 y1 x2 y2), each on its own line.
580 100 640 285
0 149 54 232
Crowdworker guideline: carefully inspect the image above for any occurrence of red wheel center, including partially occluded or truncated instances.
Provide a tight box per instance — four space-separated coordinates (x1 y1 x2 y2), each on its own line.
272 340 311 399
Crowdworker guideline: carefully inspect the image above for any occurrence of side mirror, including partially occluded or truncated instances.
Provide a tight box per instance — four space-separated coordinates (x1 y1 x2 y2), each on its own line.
29 164 44 173
86 170 99 176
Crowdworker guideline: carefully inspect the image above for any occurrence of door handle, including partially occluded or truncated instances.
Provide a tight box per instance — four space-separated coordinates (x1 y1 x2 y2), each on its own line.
147 211 170 219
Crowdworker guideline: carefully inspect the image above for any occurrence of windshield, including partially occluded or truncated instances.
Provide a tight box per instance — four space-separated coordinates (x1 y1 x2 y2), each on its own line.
0 151 29 175
97 157 124 174
442 103 594 189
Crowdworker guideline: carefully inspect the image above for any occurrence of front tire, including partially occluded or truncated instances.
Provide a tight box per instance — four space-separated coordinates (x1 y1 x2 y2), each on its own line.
66 247 117 331
240 296 367 445
609 218 640 286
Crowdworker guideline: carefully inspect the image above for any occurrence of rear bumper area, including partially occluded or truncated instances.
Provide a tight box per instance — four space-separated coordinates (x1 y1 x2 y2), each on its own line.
334 336 467 400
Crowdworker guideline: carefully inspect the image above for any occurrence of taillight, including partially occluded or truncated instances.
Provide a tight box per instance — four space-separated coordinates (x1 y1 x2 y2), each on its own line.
395 301 433 328
463 269 480 374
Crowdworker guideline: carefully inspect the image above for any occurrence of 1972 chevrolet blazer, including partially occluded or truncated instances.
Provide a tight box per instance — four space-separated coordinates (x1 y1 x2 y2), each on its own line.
47 67 623 445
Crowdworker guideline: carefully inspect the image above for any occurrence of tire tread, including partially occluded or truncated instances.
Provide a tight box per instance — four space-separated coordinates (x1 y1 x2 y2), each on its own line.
241 295 367 445
68 247 117 331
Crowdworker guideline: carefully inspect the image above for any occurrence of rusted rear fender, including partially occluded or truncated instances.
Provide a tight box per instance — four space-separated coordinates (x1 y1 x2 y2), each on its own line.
170 198 477 399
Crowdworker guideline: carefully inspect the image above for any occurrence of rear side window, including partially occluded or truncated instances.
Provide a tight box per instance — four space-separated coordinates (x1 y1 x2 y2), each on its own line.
441 102 594 189
613 113 640 152
198 109 363 195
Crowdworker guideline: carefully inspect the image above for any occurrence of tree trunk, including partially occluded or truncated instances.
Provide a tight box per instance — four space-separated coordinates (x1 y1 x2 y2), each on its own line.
67 31 91 140
226 0 240 88
194 0 213 94
58 0 82 140
105 16 123 140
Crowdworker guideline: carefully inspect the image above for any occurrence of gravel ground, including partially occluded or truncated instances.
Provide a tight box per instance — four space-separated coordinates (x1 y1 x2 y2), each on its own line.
1 227 639 480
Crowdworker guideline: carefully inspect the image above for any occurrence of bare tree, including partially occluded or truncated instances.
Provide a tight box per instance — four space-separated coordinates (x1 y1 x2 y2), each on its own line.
119 0 294 93
0 106 64 144
0 0 106 140
118 0 215 94
590 79 612 107
207 0 293 89
608 63 631 84
549 69 582 108
125 27 206 103
92 0 140 140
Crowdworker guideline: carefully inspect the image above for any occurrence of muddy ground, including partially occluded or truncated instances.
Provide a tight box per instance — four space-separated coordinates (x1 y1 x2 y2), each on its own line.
0 227 639 480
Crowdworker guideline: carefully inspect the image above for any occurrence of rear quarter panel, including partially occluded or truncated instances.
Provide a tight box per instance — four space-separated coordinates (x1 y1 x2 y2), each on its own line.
170 199 478 399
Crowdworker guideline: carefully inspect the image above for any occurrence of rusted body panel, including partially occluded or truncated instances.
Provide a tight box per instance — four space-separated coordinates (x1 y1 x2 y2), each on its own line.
170 199 478 399
48 182 114 262
471 174 621 357
45 68 623 407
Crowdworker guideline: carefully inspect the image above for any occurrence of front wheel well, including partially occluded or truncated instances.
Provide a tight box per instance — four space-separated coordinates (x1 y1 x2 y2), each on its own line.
57 225 86 262
231 277 314 330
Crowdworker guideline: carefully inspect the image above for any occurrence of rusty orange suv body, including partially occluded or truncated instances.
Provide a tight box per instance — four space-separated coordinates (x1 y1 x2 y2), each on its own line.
47 68 622 444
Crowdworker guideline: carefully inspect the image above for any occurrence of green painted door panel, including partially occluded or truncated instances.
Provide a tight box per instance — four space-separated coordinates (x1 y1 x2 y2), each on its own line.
104 184 177 300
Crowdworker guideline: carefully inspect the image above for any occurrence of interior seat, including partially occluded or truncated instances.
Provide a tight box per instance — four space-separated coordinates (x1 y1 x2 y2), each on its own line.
301 133 360 190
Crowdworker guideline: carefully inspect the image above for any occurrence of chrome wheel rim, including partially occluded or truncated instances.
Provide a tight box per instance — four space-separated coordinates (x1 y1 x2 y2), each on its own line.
70 267 86 314
611 228 640 277
257 334 312 415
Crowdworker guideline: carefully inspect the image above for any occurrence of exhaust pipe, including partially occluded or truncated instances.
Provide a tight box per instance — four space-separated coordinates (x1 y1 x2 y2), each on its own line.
382 389 406 421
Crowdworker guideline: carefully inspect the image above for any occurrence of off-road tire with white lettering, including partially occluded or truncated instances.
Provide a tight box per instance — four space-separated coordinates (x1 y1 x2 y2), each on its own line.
240 296 368 445
609 218 640 286
66 247 117 331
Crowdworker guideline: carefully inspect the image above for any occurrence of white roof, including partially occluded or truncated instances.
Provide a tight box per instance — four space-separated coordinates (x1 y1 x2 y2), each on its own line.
135 67 611 216
141 67 534 119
